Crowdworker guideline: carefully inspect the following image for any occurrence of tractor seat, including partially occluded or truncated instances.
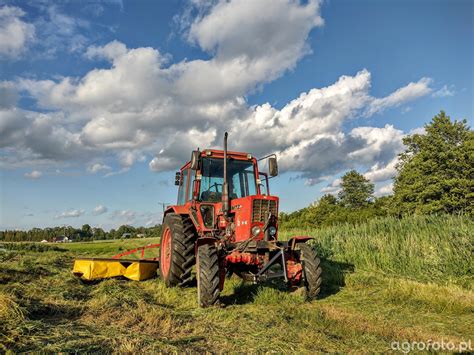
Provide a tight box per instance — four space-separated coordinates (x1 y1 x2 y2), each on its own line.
201 191 222 202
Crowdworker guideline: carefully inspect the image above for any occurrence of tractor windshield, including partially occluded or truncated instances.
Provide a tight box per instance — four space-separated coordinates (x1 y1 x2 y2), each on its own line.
200 157 257 202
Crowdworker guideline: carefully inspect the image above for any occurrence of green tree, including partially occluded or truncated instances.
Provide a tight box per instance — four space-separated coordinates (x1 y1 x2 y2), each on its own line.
81 224 92 240
92 227 106 240
394 111 473 215
338 170 374 209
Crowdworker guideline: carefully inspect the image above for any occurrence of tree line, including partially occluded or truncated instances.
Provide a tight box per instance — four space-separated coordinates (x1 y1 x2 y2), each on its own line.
280 111 473 229
0 224 162 243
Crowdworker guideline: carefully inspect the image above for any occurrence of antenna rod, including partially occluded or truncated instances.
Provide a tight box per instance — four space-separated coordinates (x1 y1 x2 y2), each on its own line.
222 132 229 216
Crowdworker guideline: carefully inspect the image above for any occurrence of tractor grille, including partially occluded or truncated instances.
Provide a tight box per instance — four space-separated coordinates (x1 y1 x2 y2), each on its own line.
252 199 277 222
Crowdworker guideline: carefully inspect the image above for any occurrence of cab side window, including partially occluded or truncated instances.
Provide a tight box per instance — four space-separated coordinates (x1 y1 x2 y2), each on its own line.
177 169 189 205
187 169 194 201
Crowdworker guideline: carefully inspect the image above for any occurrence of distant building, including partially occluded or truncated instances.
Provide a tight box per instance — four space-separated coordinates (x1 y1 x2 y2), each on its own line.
137 233 145 238
121 233 132 239
53 236 71 243
40 239 48 243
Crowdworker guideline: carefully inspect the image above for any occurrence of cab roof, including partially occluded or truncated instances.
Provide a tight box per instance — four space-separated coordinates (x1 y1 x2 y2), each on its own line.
180 149 255 170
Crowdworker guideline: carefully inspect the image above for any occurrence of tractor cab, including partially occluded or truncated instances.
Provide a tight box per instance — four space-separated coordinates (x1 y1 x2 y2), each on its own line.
173 146 279 243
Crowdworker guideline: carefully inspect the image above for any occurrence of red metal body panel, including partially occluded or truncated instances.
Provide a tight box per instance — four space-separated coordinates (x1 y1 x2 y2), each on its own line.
230 195 279 242
286 258 303 284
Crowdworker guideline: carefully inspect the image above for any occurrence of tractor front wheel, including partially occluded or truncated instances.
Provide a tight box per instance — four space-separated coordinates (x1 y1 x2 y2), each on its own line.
298 243 322 300
197 244 220 307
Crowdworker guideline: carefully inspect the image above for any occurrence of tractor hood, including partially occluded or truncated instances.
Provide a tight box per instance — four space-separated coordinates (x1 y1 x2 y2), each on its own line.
229 195 279 242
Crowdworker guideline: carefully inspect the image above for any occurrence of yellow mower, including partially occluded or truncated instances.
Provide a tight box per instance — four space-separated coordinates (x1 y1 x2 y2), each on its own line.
73 243 160 281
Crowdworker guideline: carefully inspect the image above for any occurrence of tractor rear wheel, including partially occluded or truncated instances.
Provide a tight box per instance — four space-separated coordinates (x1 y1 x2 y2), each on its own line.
159 213 197 287
298 243 322 300
197 244 220 307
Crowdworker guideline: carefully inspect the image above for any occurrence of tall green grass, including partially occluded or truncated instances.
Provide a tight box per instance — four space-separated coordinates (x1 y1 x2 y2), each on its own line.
280 215 473 287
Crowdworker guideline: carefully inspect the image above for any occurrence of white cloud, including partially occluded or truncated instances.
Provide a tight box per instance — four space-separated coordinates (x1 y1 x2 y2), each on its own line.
85 40 128 61
321 178 341 194
87 162 112 174
363 157 398 183
408 127 425 135
54 209 85 219
432 84 455 98
24 170 42 179
375 182 394 196
0 5 35 58
93 205 108 215
34 5 90 57
183 0 323 100
366 77 432 116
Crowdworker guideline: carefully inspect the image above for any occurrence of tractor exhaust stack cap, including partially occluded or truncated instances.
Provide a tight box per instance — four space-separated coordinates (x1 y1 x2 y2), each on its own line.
222 132 229 216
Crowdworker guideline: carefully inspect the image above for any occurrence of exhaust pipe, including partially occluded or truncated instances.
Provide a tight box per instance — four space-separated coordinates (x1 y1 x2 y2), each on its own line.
222 132 229 216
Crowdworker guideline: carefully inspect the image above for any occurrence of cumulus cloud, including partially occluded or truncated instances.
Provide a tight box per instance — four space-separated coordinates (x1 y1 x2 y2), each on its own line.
93 205 108 215
85 40 127 61
0 5 35 58
363 157 398 183
183 0 323 100
1 0 433 189
24 170 42 179
54 209 85 219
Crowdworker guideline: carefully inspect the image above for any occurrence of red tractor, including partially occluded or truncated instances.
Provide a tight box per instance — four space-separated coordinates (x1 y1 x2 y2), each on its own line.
160 133 322 307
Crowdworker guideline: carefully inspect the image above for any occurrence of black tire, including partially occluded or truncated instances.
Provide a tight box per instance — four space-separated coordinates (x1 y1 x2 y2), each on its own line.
197 244 220 307
298 243 322 300
159 213 197 287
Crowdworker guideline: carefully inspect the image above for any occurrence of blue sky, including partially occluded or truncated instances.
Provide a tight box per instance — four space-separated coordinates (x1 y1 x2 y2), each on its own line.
0 0 472 230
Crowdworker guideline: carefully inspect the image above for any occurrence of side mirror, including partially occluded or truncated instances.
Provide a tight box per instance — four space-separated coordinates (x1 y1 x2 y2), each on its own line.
174 171 181 186
268 157 278 177
190 150 200 170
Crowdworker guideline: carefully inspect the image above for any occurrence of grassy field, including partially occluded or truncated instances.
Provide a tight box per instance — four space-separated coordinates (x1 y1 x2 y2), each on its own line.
1 215 473 352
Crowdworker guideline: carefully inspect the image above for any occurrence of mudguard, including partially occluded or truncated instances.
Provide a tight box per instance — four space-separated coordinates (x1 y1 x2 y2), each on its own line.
287 236 313 250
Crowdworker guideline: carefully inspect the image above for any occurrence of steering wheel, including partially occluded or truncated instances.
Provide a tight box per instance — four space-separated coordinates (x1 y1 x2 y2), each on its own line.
202 183 223 202
208 182 223 193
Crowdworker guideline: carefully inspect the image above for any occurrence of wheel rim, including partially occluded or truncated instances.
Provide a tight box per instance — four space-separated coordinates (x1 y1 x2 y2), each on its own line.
160 227 172 278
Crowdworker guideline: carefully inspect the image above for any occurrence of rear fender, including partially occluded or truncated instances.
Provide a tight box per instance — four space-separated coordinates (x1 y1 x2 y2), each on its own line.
287 236 313 250
164 205 201 233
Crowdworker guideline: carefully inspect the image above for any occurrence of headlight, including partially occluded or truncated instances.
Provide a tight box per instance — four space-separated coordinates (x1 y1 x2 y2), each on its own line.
268 226 277 236
251 226 262 236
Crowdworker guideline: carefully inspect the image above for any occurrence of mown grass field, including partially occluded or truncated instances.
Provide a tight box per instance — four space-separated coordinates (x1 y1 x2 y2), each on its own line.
1 215 473 352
